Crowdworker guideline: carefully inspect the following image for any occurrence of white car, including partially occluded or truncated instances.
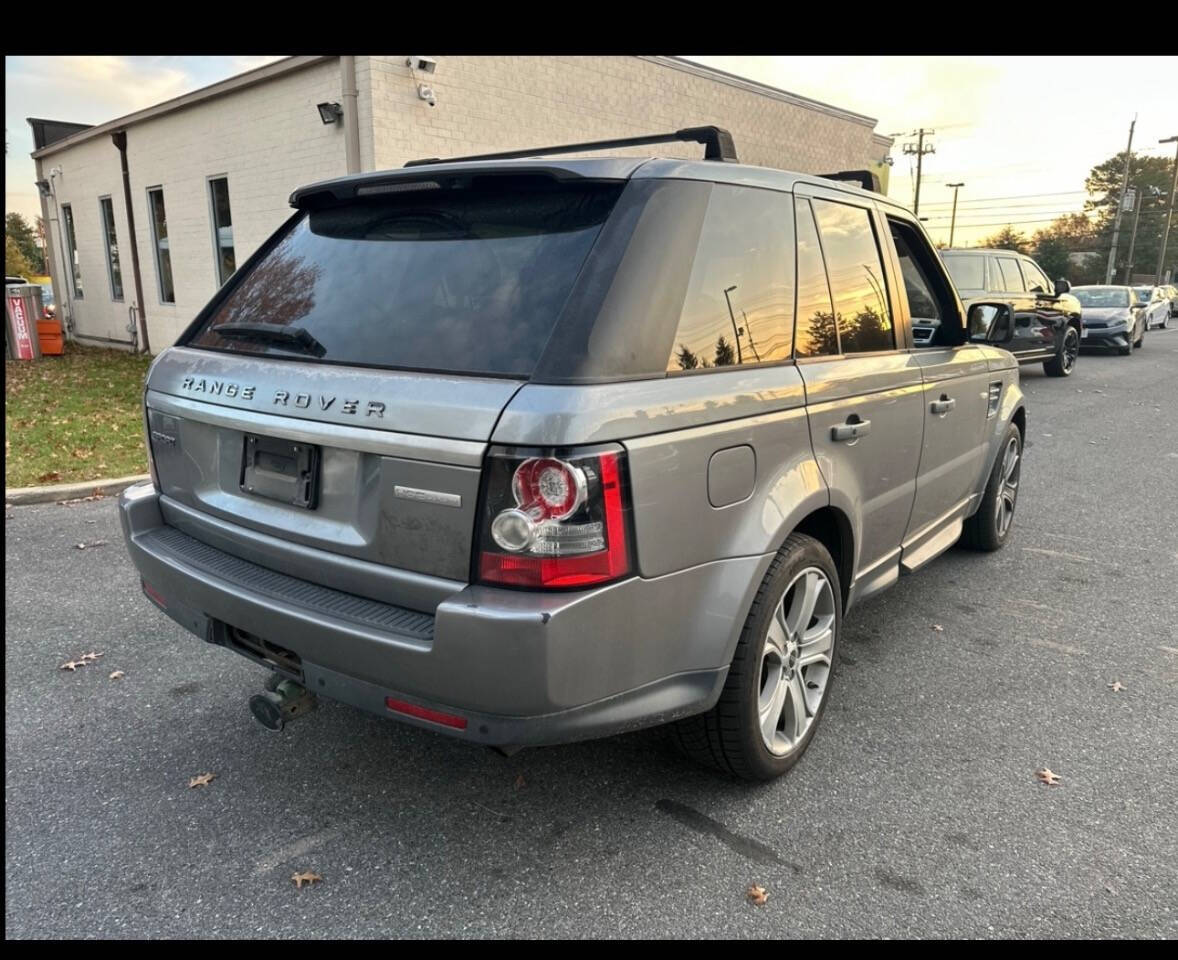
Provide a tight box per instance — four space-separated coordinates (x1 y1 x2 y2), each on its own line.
1133 285 1171 330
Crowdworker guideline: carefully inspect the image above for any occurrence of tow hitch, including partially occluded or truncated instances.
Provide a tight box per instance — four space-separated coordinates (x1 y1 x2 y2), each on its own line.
249 674 317 732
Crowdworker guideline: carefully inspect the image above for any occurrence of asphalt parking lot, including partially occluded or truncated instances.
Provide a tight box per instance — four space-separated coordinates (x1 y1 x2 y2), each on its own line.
6 330 1177 939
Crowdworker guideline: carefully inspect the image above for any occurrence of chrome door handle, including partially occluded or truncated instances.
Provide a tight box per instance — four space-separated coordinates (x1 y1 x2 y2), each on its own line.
930 396 956 415
832 418 871 442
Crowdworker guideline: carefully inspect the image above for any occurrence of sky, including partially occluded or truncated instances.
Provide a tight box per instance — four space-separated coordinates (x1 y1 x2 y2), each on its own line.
6 55 1177 248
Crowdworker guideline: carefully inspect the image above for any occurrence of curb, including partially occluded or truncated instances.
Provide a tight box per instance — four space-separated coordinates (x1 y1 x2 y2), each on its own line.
5 474 151 506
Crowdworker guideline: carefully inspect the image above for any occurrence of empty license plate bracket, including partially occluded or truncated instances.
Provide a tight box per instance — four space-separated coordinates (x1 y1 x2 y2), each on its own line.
240 434 320 509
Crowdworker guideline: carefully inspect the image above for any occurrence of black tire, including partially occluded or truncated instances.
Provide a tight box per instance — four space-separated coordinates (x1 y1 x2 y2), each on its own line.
671 533 842 781
961 421 1021 552
1043 327 1079 377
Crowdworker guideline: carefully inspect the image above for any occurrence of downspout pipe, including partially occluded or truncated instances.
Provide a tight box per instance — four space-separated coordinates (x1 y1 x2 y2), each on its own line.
111 130 151 354
341 56 361 175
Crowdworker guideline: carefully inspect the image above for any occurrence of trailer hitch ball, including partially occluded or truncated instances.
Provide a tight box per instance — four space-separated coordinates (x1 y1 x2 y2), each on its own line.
249 677 317 732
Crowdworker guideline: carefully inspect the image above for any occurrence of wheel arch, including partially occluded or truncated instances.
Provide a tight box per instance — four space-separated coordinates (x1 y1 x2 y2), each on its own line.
788 505 855 612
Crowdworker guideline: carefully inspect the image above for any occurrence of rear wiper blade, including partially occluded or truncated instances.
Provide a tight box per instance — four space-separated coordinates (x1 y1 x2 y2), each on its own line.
210 322 326 358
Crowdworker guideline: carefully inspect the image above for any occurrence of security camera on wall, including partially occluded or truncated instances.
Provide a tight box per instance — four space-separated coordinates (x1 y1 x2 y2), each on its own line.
417 83 437 107
407 56 437 74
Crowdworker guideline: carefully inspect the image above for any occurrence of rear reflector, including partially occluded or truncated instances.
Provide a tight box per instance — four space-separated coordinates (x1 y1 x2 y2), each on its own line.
385 697 468 730
141 579 168 609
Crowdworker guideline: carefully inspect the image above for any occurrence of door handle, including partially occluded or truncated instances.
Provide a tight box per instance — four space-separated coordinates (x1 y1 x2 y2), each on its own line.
832 417 871 442
930 396 956 415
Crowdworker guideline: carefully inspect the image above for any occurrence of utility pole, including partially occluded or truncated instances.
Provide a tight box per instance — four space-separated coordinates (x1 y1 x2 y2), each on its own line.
1156 135 1178 284
903 129 935 215
947 182 965 248
1123 187 1143 284
1106 116 1136 284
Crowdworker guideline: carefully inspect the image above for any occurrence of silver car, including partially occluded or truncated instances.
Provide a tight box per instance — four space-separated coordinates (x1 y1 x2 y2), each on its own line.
1132 285 1171 330
119 128 1026 781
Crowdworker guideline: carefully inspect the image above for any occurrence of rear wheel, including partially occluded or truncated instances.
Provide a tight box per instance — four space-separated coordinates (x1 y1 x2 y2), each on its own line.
961 422 1021 552
672 533 841 781
1044 327 1079 377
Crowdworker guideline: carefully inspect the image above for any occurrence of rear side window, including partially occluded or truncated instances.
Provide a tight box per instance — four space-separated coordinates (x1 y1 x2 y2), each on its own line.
666 185 795 371
187 177 623 377
942 254 984 290
811 198 894 354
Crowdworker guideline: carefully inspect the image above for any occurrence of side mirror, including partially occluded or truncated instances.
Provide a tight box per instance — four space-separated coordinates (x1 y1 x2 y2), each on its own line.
968 302 1014 345
1054 278 1070 295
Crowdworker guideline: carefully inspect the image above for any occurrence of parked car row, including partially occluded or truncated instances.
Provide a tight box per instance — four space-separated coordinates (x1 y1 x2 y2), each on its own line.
937 250 1175 372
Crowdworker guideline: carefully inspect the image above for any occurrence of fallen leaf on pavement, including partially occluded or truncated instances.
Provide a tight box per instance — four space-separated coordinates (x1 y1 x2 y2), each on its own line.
1107 680 1125 692
514 773 526 790
931 624 944 632
109 670 125 680
746 884 768 906
59 660 85 672
37 471 62 484
75 540 109 550
1035 768 1062 786
292 870 322 889
80 651 104 662
188 773 216 788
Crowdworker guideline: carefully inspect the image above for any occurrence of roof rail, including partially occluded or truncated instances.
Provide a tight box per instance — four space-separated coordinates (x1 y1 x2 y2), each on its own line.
818 169 882 193
404 126 739 167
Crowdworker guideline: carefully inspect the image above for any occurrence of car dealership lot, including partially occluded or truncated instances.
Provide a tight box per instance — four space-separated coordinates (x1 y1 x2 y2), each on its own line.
6 334 1177 940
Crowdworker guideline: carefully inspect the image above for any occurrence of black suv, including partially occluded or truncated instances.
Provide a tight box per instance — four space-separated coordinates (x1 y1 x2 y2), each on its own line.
937 249 1083 377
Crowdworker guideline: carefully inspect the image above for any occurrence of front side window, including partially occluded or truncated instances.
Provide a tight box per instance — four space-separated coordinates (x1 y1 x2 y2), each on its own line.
99 196 124 301
667 185 795 372
61 204 83 299
811 198 894 353
148 187 175 303
889 216 964 347
209 177 236 286
994 257 1025 292
794 198 838 357
1021 259 1051 293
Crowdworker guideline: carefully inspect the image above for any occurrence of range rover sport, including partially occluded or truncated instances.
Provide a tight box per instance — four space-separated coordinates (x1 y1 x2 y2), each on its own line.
120 128 1026 781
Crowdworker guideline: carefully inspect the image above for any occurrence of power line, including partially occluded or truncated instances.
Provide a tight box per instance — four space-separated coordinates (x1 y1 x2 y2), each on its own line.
919 190 1089 206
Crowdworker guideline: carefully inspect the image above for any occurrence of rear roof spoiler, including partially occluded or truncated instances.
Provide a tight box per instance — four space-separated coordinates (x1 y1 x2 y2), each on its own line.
818 169 882 193
405 126 739 167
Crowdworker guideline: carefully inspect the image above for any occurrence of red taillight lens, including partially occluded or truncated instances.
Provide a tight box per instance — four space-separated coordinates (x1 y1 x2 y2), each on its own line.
385 697 468 730
477 447 632 589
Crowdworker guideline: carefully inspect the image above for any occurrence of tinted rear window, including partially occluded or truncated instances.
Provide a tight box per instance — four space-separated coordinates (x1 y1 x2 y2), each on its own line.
187 177 622 377
941 254 985 290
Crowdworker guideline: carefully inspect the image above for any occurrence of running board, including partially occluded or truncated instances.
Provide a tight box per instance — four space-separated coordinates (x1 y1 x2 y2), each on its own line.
900 517 964 574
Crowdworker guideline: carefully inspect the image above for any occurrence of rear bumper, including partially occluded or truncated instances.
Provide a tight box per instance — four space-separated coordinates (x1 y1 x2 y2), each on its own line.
120 483 765 745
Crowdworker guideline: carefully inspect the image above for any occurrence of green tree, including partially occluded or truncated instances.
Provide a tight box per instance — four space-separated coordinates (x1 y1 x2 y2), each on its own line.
1084 151 1175 281
6 235 35 278
713 335 735 367
6 212 44 274
674 343 699 370
979 225 1030 254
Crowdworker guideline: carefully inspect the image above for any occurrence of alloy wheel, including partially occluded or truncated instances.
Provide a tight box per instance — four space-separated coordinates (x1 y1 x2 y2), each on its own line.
994 435 1021 538
758 567 835 756
1062 329 1079 372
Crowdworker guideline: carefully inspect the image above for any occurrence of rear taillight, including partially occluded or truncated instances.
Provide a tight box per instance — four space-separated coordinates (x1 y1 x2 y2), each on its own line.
476 446 632 589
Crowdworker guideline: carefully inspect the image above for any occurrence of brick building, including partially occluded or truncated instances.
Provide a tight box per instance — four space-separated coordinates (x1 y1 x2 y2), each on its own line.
29 55 894 353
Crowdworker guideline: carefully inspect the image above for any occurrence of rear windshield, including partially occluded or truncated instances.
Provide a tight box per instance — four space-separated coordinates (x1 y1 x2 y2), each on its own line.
941 253 985 290
187 177 622 377
1073 287 1129 307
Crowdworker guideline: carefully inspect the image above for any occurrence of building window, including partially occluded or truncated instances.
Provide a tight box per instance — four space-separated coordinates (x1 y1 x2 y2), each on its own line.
99 196 124 301
208 177 236 286
147 187 175 304
61 204 83 299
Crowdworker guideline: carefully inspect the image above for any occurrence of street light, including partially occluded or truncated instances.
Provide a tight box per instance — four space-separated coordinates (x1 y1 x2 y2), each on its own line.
947 182 965 248
722 285 743 364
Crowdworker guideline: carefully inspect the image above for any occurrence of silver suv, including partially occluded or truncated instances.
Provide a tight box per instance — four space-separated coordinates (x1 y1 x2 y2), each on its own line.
119 128 1026 781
